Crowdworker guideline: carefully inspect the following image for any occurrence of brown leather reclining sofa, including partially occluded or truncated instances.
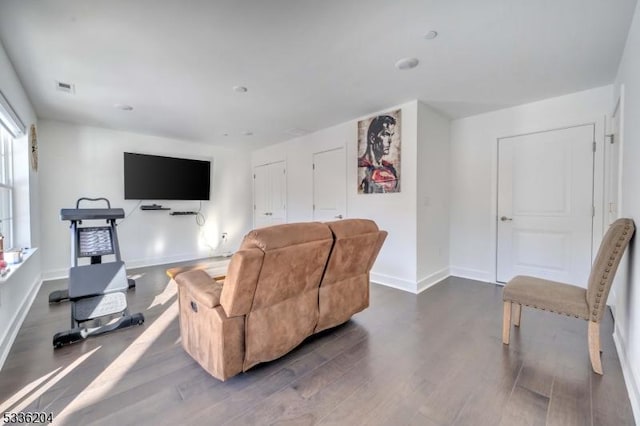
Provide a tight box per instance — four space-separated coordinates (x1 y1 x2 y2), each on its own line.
172 219 387 381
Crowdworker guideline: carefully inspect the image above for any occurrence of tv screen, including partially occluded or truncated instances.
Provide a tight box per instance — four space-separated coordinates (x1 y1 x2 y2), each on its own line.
124 152 211 200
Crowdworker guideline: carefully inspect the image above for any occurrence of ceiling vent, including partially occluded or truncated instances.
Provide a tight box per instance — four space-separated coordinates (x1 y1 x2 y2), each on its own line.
55 81 75 94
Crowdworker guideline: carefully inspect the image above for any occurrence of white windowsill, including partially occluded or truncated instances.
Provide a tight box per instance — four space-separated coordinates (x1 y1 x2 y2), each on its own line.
0 247 38 283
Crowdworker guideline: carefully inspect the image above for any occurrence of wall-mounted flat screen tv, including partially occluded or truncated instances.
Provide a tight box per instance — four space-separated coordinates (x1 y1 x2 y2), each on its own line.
124 152 211 200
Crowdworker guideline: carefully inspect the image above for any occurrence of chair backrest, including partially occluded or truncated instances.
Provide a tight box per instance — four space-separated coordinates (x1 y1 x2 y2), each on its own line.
587 218 635 322
231 222 334 370
315 219 387 332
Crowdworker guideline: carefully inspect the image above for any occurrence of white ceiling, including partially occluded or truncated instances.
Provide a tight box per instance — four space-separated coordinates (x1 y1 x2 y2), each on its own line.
0 0 636 150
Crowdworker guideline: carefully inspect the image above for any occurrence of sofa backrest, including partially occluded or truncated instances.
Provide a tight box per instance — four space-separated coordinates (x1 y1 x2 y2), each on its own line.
315 219 387 332
219 248 264 317
236 222 334 370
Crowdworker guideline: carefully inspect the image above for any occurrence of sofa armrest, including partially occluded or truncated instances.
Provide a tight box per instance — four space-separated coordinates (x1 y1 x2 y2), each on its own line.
175 270 223 309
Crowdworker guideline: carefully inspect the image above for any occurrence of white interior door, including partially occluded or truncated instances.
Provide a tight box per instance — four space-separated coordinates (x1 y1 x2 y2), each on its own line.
253 163 270 228
313 148 346 222
497 125 595 285
268 161 287 225
253 161 286 228
607 103 621 225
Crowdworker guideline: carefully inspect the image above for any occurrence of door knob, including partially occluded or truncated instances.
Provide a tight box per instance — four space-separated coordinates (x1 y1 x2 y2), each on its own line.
500 216 513 222
334 214 343 219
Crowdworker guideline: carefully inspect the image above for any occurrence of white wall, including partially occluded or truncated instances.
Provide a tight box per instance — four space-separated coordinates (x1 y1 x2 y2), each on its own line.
449 85 613 283
38 120 253 279
349 102 418 291
0 40 38 248
613 1 640 421
253 100 451 293
417 102 451 292
0 40 40 369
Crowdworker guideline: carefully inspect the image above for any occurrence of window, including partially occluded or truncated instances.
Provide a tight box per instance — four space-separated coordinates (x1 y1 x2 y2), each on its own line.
0 125 13 249
0 90 25 251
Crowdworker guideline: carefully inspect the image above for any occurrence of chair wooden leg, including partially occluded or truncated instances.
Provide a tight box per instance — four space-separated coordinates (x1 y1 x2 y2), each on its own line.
588 321 603 375
513 303 521 327
502 301 511 344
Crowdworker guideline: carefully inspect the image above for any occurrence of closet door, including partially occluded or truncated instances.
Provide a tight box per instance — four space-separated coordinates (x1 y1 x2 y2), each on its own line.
253 161 286 229
312 147 346 222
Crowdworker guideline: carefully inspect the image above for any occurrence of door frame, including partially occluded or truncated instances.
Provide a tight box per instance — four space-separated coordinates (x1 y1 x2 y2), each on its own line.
311 147 347 221
606 89 625 316
493 118 606 284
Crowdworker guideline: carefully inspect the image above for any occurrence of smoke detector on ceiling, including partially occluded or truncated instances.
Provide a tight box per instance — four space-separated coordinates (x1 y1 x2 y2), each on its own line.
55 81 75 94
394 57 420 70
424 30 438 40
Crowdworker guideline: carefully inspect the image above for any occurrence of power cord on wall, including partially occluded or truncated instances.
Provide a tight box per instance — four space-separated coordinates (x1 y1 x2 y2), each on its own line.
195 200 206 226
195 201 218 256
117 200 142 225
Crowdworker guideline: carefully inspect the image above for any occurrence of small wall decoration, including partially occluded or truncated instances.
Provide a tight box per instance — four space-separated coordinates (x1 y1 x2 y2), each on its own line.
29 124 38 172
357 109 401 194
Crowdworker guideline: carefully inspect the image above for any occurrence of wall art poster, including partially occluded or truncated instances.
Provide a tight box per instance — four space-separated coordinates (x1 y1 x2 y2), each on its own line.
357 109 401 194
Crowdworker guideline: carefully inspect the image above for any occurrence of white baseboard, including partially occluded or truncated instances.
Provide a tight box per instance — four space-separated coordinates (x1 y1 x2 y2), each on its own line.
0 273 43 371
41 268 68 281
41 252 218 282
613 324 640 424
370 272 416 294
449 266 496 284
417 268 450 294
371 268 451 294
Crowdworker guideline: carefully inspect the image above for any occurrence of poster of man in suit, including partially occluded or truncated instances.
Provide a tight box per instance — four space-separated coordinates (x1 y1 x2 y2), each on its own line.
357 109 401 194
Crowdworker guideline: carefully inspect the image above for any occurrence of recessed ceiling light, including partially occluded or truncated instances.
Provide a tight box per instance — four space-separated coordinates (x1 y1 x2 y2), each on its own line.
424 30 438 40
233 86 248 93
114 104 134 111
394 57 419 70
242 131 253 136
222 133 229 136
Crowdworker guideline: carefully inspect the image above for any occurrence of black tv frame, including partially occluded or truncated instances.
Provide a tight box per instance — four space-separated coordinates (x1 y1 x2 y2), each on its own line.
123 152 211 201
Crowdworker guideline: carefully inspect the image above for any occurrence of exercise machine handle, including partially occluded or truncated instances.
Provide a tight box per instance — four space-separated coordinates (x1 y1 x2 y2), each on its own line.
76 197 111 209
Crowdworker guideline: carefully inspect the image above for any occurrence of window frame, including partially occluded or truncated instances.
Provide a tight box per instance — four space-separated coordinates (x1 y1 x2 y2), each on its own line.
0 125 14 249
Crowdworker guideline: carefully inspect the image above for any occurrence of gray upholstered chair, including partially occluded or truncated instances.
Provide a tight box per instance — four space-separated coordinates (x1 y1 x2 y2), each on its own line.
502 218 635 374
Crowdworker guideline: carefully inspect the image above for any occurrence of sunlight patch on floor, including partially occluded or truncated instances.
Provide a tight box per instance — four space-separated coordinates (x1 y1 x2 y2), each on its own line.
54 287 179 421
0 348 100 414
148 279 177 309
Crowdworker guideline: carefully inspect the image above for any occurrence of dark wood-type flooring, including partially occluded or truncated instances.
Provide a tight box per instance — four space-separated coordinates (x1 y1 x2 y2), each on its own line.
0 260 635 425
